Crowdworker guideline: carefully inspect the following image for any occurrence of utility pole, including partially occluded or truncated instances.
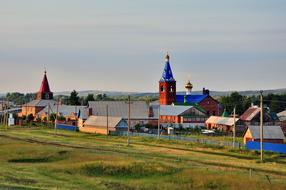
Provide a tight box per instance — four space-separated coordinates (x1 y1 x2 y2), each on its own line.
158 106 160 139
127 95 131 146
106 105 109 136
260 90 264 162
5 98 9 130
1 100 4 125
55 97 59 134
233 106 236 148
25 96 28 126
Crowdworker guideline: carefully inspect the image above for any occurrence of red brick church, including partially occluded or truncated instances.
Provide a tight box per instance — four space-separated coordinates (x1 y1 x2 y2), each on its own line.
159 53 221 116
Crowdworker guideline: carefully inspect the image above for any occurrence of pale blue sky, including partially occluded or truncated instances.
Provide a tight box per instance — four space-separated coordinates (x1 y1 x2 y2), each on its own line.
0 0 285 93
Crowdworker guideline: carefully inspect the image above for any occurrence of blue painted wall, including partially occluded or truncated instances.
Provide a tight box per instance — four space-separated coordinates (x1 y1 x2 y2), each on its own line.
246 141 286 154
56 124 78 132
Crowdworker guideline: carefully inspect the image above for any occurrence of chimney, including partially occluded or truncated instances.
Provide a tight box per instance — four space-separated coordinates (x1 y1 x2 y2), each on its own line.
203 88 210 96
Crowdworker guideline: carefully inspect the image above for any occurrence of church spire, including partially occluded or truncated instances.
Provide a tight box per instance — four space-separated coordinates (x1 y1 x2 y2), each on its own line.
160 52 175 82
36 70 53 100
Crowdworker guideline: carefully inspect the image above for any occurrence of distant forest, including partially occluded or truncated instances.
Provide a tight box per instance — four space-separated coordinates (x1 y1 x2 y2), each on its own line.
220 92 286 115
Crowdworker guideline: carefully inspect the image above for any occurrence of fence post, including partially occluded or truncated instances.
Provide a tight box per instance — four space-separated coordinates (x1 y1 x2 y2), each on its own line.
249 168 252 178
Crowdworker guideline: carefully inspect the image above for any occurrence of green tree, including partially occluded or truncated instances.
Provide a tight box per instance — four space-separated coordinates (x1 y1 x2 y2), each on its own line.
220 92 251 115
96 94 103 101
69 90 80 105
85 94 95 105
49 113 57 122
264 94 286 113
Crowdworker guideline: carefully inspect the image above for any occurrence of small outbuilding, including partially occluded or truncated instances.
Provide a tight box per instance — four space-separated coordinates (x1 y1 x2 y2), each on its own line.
243 125 285 144
80 116 128 135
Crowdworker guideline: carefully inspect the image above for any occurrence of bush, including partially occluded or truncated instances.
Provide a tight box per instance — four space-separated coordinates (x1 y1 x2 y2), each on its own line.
80 162 178 178
27 114 34 122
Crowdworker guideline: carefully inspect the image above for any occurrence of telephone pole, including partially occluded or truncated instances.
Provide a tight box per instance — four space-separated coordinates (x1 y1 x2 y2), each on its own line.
233 106 236 148
55 97 60 134
106 105 109 136
260 90 264 162
127 95 131 146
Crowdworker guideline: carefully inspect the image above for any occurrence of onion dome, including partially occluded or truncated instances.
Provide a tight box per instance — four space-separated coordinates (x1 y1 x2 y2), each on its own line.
185 80 193 90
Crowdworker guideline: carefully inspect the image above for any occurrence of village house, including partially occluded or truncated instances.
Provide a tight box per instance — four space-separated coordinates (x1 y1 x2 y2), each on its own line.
88 101 157 127
278 110 286 122
80 116 128 135
240 105 277 126
37 104 89 126
205 116 241 133
159 104 207 128
243 125 285 144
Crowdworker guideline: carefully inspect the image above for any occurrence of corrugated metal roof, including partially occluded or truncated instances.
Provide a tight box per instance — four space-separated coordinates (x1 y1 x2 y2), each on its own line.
240 106 261 121
160 105 193 116
88 101 150 119
206 116 239 126
37 105 89 119
24 99 57 107
84 116 124 128
176 94 208 104
248 125 285 140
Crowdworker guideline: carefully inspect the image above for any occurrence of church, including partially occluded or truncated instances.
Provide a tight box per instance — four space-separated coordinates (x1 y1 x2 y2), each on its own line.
159 53 221 116
20 71 56 117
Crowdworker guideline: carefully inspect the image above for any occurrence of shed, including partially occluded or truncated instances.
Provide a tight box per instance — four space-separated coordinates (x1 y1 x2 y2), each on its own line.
80 116 127 135
243 126 285 144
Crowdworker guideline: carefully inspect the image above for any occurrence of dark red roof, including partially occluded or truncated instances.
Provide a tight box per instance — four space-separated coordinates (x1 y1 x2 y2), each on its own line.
240 106 260 121
38 71 51 94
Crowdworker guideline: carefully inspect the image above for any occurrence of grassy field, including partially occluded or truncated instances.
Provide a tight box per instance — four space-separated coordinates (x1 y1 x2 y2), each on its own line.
0 126 286 190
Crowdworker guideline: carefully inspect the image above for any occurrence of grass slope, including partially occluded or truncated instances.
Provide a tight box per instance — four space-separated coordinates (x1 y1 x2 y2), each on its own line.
0 126 286 190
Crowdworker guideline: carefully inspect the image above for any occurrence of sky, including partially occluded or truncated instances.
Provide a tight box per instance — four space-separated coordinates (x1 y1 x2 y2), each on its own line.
0 0 285 93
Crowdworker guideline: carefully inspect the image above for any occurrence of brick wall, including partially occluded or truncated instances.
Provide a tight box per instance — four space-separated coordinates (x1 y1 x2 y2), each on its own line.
159 81 176 105
199 96 220 116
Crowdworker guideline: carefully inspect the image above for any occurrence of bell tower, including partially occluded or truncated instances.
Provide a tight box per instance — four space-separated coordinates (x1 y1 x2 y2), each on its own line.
159 53 176 105
36 70 53 100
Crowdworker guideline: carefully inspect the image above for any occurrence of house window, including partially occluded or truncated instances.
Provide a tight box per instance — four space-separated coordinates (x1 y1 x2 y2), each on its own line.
161 86 164 92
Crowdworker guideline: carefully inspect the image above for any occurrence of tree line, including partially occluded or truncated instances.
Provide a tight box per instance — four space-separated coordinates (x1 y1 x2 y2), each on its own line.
220 92 286 115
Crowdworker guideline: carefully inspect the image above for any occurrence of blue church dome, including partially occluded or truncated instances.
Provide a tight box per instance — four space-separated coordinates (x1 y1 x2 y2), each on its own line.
160 53 175 82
